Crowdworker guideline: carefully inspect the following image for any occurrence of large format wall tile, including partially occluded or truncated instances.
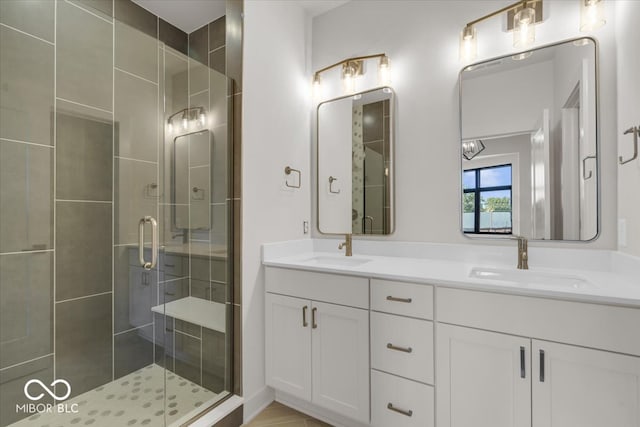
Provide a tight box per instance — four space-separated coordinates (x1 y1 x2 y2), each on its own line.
56 100 113 202
114 325 153 379
0 355 53 426
114 70 158 162
115 21 158 83
56 201 112 301
0 0 54 42
0 252 52 369
0 26 54 146
173 332 201 385
188 24 208 65
56 293 112 398
211 124 228 204
209 16 225 52
159 19 187 56
57 0 113 111
202 328 225 393
114 0 157 39
114 247 158 333
114 158 158 245
0 140 53 253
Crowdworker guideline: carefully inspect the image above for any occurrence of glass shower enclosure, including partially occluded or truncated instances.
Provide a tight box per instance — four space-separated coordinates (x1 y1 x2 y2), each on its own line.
0 1 234 426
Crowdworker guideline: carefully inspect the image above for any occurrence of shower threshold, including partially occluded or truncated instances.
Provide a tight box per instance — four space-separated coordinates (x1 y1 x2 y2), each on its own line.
10 364 227 427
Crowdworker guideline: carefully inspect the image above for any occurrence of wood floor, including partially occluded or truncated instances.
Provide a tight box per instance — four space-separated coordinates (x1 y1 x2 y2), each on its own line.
243 401 333 427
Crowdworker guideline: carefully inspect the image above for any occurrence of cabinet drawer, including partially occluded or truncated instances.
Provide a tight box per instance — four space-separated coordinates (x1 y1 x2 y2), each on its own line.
265 267 368 309
162 254 185 277
371 312 433 384
371 279 433 319
371 370 434 427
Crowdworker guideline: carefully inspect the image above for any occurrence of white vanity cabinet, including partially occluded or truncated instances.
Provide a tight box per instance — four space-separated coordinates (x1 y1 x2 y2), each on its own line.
532 340 640 427
265 268 370 423
436 287 640 427
370 279 435 427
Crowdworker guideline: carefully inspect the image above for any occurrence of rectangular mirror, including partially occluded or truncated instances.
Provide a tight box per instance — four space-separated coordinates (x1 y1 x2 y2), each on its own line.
460 38 598 241
172 129 211 231
317 87 395 235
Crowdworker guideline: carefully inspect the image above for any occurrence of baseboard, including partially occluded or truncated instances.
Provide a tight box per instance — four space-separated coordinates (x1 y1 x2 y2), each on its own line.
242 386 275 424
275 391 369 427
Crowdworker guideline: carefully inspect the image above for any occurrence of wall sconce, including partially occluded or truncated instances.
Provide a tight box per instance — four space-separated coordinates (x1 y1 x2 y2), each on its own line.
312 53 391 99
167 107 207 133
580 0 606 32
459 0 543 62
462 140 486 160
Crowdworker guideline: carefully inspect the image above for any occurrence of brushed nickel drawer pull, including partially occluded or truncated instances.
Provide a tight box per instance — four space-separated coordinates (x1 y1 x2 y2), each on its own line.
386 296 412 303
387 403 413 417
312 307 318 329
387 343 413 353
302 305 308 327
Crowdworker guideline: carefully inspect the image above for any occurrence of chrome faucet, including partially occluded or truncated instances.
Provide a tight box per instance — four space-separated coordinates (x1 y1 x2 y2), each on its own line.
338 234 353 257
513 235 528 270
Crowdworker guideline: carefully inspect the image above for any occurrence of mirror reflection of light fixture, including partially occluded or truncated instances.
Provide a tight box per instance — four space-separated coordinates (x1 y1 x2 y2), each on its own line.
513 5 536 48
167 106 207 134
462 139 486 160
311 53 391 100
580 0 606 32
459 0 543 62
512 51 533 61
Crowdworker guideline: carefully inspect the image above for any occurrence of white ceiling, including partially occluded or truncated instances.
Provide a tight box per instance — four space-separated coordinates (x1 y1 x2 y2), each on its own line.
131 0 226 33
297 0 351 17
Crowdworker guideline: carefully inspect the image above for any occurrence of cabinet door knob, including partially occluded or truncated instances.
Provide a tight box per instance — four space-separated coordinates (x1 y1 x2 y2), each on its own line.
302 305 308 327
386 295 412 303
387 343 413 353
312 307 318 329
387 403 413 417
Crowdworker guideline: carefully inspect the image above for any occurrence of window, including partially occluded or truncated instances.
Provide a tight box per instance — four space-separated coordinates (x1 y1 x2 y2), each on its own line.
463 164 513 234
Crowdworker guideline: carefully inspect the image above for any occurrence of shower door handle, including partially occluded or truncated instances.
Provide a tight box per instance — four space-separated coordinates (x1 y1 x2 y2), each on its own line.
138 216 158 270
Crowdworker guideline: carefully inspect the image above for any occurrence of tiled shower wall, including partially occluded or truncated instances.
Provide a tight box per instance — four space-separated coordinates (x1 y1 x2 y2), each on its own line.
0 1 243 425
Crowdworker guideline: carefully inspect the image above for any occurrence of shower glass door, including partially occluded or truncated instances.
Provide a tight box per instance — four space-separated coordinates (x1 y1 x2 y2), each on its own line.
0 2 233 426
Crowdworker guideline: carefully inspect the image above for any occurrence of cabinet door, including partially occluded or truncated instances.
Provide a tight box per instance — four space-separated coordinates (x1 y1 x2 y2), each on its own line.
436 324 531 427
311 301 369 423
532 340 640 427
265 293 312 400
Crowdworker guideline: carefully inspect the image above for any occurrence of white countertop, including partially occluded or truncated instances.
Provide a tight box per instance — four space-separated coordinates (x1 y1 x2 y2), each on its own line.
262 240 640 307
152 296 227 332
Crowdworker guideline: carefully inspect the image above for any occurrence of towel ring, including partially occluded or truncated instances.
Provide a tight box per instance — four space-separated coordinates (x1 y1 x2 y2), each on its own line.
284 166 301 188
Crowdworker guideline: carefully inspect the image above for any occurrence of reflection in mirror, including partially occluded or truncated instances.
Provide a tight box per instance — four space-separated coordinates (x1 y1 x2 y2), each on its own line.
318 87 394 235
172 129 211 232
460 38 598 241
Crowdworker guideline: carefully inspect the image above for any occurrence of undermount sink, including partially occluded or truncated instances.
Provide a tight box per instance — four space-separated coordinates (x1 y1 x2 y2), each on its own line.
469 267 594 289
300 255 372 267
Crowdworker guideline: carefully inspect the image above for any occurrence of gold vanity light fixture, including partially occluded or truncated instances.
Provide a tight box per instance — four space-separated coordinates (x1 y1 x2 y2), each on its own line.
312 53 391 99
167 107 206 132
459 0 543 62
580 0 606 32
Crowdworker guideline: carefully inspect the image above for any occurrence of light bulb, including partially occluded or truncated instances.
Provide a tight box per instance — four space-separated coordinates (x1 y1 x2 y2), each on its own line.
513 6 535 49
167 121 173 133
312 73 322 101
199 112 206 126
459 26 477 62
378 55 391 85
182 116 188 130
580 0 605 32
342 64 355 94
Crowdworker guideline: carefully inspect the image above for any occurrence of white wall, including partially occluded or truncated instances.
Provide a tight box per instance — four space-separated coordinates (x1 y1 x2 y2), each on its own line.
311 0 619 249
462 60 554 139
615 1 640 257
242 0 311 419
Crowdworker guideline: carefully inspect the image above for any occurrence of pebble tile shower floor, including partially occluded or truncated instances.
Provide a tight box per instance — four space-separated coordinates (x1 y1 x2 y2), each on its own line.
11 364 223 427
